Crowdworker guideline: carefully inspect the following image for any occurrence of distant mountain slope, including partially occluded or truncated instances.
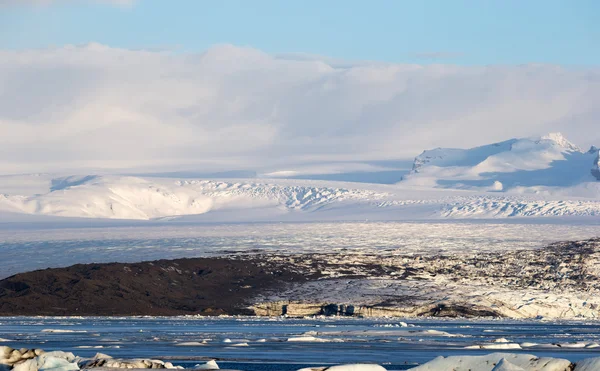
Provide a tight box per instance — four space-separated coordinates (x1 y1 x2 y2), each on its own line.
0 134 599 221
0 176 388 220
405 133 599 190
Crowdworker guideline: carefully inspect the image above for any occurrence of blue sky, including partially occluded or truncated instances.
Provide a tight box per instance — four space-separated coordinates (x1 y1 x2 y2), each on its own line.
1 0 598 65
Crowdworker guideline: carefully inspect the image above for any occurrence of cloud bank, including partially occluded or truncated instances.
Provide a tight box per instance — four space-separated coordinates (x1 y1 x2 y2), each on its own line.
0 43 598 174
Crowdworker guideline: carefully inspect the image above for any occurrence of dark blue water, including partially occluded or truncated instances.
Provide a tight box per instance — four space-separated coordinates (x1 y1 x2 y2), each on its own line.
1 317 600 370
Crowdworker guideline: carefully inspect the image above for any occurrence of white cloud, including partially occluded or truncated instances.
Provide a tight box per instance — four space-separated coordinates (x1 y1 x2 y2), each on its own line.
0 43 598 174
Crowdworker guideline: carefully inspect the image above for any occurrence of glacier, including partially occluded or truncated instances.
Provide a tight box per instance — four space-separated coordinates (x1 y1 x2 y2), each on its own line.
0 133 598 222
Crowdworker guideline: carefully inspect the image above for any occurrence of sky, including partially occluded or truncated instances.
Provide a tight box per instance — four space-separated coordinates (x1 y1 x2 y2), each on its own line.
1 0 599 65
0 0 599 174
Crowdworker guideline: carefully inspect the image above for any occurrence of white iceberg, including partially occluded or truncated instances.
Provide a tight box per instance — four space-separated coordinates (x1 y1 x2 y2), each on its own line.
297 365 386 371
194 360 219 370
492 358 526 371
574 357 600 370
408 353 571 370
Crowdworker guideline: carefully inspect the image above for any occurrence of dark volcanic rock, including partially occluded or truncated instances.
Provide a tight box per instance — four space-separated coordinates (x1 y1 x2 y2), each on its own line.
0 257 310 316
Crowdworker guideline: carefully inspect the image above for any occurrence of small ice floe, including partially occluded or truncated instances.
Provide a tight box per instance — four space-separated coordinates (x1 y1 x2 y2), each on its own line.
255 339 267 342
40 329 87 333
229 343 249 347
494 338 510 343
519 342 539 348
74 346 104 349
193 360 219 370
174 341 207 346
556 342 587 348
222 339 232 343
586 343 600 348
0 338 11 342
80 355 182 369
287 336 329 343
297 364 386 371
325 329 461 338
465 343 522 350
376 322 408 328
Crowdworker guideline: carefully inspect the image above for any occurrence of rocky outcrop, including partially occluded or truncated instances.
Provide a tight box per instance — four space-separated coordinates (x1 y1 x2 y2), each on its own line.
0 258 312 316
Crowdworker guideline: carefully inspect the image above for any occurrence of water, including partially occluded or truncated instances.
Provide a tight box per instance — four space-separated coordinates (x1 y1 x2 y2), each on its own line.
2 316 600 370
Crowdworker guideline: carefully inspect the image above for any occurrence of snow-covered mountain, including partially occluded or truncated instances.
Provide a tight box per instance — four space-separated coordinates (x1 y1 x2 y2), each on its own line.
405 132 599 191
0 133 599 221
0 175 390 220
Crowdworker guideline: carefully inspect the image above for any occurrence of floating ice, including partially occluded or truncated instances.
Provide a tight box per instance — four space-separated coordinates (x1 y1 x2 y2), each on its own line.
408 353 571 371
297 365 386 371
194 360 219 370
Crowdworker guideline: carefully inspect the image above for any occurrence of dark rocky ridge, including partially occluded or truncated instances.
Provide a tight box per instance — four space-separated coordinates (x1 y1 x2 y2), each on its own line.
0 257 312 316
2 238 600 318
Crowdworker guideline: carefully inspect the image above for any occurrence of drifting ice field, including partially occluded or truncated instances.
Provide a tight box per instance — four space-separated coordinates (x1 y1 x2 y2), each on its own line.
1 221 599 279
3 316 600 370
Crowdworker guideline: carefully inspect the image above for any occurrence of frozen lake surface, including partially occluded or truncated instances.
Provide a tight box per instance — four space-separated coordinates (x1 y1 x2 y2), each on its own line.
2 316 600 370
2 221 600 278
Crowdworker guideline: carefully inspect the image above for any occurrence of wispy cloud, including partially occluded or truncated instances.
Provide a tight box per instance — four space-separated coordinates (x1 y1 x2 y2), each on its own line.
0 43 597 173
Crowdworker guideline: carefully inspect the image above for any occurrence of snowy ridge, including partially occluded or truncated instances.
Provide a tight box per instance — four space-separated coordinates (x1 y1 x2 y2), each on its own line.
175 179 386 210
406 132 599 190
441 196 600 217
0 176 387 220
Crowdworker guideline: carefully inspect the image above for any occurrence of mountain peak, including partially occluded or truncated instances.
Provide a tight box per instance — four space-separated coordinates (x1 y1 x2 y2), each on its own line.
406 133 599 190
539 132 581 152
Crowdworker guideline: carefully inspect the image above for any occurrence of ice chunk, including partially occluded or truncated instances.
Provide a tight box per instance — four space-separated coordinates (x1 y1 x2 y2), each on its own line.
465 343 522 350
37 356 79 371
12 360 38 371
297 365 386 371
288 336 329 342
175 342 207 346
575 357 600 370
409 353 572 370
492 358 526 371
194 360 219 370
326 366 386 371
